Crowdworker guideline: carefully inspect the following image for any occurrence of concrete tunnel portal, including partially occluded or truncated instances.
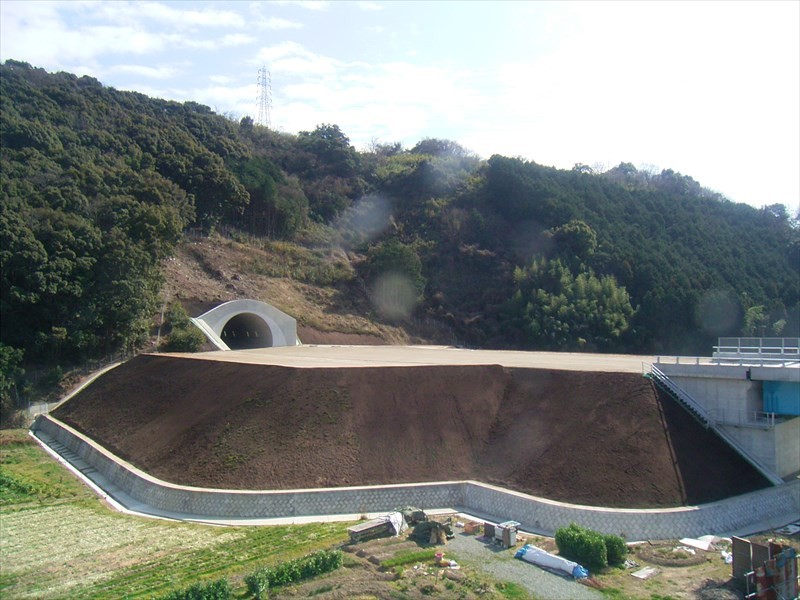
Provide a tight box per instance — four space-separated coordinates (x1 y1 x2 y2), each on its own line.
191 300 299 350
220 313 274 349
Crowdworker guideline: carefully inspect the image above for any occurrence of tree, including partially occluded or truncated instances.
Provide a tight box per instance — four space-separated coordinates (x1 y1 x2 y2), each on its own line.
410 138 474 159
551 220 597 264
0 343 24 418
365 239 426 321
297 124 359 178
742 305 767 337
506 258 635 351
239 115 254 133
231 156 308 238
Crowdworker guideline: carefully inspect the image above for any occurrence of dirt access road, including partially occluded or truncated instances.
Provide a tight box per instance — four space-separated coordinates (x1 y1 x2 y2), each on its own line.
168 344 658 372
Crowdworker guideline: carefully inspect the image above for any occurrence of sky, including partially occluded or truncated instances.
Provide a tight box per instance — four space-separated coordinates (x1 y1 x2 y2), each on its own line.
1 0 798 212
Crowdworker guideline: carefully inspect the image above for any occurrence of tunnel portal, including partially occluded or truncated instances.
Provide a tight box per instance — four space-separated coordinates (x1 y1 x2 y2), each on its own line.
192 300 298 350
220 313 274 350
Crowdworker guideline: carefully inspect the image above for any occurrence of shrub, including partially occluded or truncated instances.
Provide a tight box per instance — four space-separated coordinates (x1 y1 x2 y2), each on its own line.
165 302 192 328
244 570 269 600
156 578 230 600
161 302 206 352
244 549 343 599
162 325 206 352
555 523 607 572
603 533 627 566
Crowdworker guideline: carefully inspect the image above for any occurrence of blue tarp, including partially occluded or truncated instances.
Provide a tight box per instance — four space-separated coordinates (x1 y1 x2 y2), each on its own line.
514 544 589 579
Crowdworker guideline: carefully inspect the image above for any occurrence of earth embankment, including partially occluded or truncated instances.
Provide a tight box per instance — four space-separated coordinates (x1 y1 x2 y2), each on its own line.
52 354 768 508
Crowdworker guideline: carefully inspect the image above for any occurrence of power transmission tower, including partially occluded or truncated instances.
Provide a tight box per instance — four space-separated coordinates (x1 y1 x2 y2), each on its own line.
256 66 272 128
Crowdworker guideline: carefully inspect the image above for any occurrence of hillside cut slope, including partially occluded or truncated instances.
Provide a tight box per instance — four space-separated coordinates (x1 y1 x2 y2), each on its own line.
53 354 768 508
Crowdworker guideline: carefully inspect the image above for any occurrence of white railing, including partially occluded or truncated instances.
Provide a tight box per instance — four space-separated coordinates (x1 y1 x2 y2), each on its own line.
715 337 800 357
707 408 777 429
655 356 714 366
650 366 712 425
654 355 800 367
711 356 800 367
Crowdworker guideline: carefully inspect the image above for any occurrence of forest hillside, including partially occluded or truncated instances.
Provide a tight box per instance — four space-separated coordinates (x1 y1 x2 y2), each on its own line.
1 60 798 414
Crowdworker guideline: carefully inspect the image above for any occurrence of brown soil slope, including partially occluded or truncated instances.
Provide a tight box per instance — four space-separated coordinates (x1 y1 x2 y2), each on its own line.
53 355 768 508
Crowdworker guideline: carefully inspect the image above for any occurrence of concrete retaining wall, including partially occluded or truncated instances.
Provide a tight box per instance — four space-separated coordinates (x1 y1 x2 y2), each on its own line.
32 415 462 519
463 480 799 540
32 415 800 540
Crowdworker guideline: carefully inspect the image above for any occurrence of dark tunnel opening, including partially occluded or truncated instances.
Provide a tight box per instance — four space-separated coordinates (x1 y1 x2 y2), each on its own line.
220 313 273 349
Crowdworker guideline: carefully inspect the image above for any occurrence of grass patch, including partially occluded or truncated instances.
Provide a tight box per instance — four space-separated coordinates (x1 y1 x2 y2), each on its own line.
0 430 35 447
599 587 632 599
655 547 693 560
0 430 92 507
0 429 351 599
241 239 355 286
495 580 530 598
380 548 438 569
309 582 336 595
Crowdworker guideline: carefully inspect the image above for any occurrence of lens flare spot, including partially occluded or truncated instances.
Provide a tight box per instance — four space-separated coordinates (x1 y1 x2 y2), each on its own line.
370 272 418 320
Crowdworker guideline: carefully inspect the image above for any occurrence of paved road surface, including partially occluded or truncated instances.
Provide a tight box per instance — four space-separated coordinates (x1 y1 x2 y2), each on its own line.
169 345 659 374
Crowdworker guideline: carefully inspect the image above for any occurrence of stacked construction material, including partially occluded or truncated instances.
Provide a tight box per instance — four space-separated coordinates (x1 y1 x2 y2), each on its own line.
515 544 590 579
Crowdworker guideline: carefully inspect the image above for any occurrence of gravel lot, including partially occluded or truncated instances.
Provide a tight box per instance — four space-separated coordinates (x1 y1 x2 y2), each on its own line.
446 532 602 600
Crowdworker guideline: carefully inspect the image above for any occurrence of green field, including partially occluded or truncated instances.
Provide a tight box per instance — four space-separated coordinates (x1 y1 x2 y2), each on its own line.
0 430 350 599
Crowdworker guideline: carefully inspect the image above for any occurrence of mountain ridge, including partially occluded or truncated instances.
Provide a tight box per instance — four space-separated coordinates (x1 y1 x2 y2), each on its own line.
1 60 797 404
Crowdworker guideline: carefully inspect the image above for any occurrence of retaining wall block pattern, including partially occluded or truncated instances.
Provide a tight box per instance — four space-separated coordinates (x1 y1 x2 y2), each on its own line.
32 416 800 539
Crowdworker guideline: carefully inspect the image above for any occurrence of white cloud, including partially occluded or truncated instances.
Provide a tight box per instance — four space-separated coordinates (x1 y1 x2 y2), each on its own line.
107 64 179 79
96 1 246 28
113 82 190 102
197 84 256 107
247 2 305 30
272 0 330 11
209 75 235 85
255 42 342 77
10 24 167 65
0 1 250 68
254 41 312 63
256 16 304 30
353 1 383 11
273 56 341 77
150 33 255 51
448 0 800 205
252 42 484 147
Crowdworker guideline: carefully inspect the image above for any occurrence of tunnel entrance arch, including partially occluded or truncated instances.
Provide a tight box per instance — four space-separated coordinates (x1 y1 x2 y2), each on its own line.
191 300 298 351
221 313 274 349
